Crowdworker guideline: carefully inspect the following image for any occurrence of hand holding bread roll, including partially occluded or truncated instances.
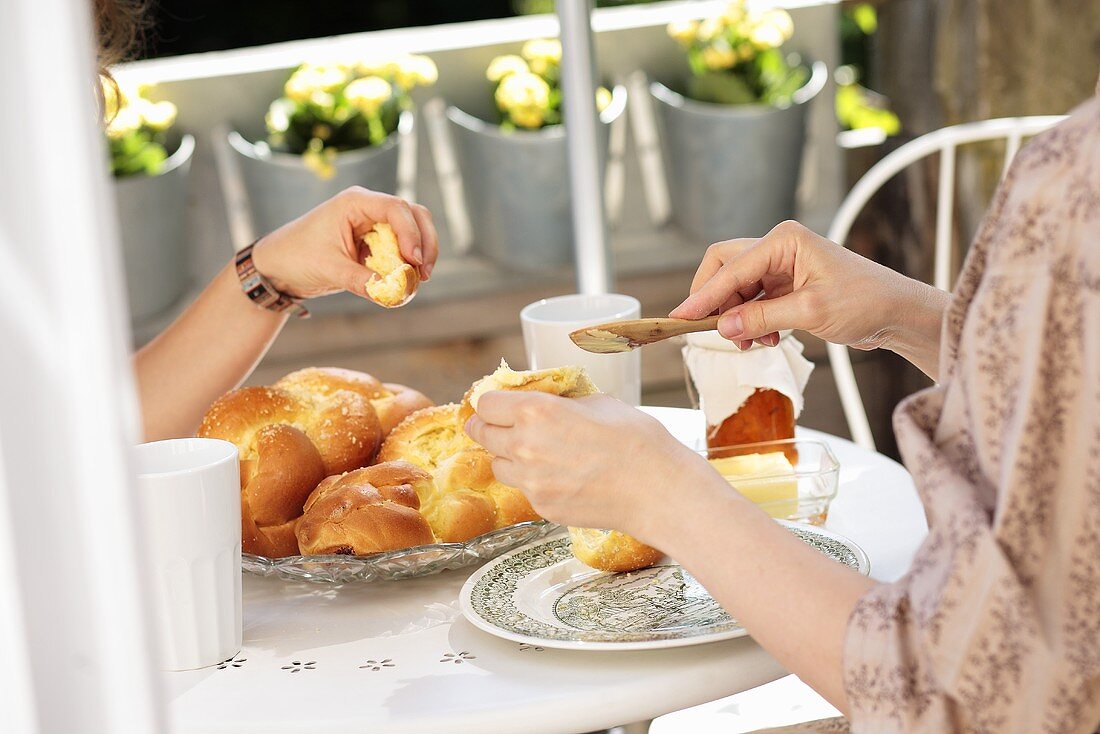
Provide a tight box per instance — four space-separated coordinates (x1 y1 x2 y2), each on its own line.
461 361 663 573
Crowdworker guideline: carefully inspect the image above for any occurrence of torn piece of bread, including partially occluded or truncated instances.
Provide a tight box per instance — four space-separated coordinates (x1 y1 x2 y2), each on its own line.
459 359 598 423
568 527 665 573
364 222 419 308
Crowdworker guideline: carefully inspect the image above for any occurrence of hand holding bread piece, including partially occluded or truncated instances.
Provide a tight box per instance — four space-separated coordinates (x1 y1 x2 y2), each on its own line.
364 222 419 308
461 361 664 573
460 359 598 423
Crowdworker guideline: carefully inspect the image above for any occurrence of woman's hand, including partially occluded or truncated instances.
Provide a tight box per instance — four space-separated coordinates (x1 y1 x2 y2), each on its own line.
250 186 439 302
464 392 719 544
669 220 949 378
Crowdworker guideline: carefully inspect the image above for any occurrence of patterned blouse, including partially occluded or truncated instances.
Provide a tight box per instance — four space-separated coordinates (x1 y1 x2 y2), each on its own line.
842 93 1100 731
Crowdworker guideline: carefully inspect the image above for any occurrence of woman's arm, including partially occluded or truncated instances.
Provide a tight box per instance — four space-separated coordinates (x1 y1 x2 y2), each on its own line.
465 392 874 712
135 187 438 440
663 466 874 712
669 220 949 380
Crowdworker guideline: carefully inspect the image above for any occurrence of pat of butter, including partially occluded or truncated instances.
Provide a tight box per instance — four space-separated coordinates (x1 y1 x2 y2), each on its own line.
708 452 798 519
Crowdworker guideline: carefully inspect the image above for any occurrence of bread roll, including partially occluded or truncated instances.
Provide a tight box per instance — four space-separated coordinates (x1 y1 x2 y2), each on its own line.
376 403 476 471
364 222 418 308
459 359 598 423
422 447 540 542
275 367 432 437
569 527 665 573
200 384 382 477
296 462 436 555
235 423 326 557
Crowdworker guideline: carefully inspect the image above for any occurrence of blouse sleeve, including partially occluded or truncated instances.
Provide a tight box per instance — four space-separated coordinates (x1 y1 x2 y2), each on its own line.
841 97 1100 734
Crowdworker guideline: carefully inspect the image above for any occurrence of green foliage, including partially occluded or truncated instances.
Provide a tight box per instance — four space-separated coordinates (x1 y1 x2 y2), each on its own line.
835 80 900 135
109 130 169 177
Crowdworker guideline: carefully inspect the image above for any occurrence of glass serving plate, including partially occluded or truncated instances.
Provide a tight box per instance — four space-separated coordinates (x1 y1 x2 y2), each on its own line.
242 520 555 584
700 439 839 525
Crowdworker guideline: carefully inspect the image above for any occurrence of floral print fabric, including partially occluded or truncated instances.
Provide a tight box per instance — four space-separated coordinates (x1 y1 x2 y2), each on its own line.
843 95 1100 733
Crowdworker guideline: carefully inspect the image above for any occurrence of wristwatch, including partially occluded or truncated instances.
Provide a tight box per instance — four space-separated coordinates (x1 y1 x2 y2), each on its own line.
234 241 310 319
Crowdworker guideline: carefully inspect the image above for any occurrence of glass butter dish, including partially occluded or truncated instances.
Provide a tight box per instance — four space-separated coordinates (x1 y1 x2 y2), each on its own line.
699 439 839 525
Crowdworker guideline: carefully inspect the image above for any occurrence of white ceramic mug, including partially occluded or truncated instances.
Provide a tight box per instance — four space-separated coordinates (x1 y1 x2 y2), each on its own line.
520 294 642 405
132 438 242 671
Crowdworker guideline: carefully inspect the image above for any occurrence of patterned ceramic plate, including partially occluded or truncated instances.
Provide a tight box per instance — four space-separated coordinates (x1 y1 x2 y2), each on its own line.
459 521 870 651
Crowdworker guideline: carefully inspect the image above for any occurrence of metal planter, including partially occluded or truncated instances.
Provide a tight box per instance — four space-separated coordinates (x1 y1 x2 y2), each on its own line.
227 111 411 237
113 134 195 323
445 85 627 272
650 61 827 243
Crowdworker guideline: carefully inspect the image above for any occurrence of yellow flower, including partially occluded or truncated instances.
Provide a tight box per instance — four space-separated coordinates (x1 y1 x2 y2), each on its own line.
596 86 612 112
523 38 562 76
394 54 438 88
105 106 142 139
763 9 794 41
139 100 177 131
702 44 738 71
666 19 700 46
697 16 726 41
311 64 349 92
487 55 529 83
749 19 786 50
303 144 336 180
509 106 545 129
494 71 551 112
738 43 756 62
284 69 320 103
344 76 393 116
265 101 291 133
309 89 335 108
356 56 388 77
521 38 562 64
720 2 746 25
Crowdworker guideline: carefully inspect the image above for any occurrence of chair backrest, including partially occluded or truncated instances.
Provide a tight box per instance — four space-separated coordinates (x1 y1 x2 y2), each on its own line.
825 115 1065 451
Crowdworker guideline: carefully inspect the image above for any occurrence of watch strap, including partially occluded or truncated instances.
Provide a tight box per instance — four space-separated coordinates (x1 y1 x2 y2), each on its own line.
234 242 310 319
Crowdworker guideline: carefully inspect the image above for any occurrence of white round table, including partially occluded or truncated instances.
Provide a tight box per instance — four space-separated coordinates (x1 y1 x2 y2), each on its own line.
167 408 928 734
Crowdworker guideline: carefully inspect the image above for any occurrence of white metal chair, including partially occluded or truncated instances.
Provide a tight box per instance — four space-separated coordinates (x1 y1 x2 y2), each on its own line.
826 115 1066 450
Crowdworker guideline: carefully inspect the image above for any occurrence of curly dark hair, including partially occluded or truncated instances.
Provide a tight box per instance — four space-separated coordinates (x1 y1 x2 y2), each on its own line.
94 0 147 67
93 0 147 117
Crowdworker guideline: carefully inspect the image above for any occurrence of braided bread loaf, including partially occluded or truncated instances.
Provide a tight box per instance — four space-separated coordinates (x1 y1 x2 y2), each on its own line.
376 404 539 542
296 462 435 555
197 368 433 557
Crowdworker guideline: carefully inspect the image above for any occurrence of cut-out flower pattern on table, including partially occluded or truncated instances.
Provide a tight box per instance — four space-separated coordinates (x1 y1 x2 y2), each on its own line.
439 651 477 664
359 659 396 671
281 660 316 673
217 655 247 670
518 643 544 652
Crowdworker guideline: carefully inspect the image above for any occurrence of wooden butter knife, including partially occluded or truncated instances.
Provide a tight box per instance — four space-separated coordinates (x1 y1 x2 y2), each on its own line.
569 315 721 354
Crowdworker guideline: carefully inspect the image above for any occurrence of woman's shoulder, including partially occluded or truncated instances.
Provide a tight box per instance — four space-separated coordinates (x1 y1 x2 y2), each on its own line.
1010 95 1100 179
